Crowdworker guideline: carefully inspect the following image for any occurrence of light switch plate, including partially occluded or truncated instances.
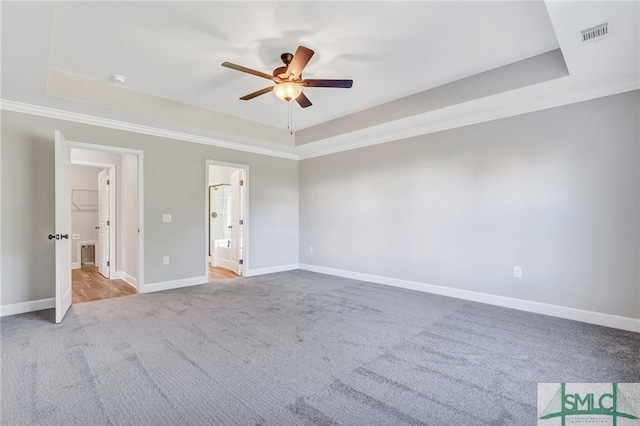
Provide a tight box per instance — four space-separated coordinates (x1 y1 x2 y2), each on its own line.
162 214 172 223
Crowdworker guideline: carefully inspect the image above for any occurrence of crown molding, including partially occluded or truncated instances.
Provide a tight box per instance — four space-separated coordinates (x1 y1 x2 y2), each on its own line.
0 100 299 160
2 79 637 162
297 79 639 160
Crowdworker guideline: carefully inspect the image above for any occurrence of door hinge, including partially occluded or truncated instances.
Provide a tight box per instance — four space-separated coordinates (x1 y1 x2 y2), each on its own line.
239 259 243 265
107 220 110 226
107 179 110 185
107 261 110 267
239 220 243 225
239 180 244 186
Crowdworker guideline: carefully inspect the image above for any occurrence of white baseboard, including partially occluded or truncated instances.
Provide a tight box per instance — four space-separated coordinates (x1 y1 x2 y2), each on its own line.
114 271 138 290
141 275 208 294
71 262 80 269
4 266 637 333
245 263 300 277
0 298 55 317
298 263 640 333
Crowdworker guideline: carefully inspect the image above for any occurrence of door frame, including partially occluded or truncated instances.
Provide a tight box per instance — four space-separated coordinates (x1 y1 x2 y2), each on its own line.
66 141 144 292
72 161 116 279
205 160 249 278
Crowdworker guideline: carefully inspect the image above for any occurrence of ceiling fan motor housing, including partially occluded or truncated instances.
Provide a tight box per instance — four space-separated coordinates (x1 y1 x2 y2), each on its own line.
274 53 297 80
272 66 289 79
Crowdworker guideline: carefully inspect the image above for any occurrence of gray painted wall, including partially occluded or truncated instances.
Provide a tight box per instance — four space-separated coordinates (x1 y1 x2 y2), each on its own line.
1 110 299 306
2 92 637 320
299 91 640 319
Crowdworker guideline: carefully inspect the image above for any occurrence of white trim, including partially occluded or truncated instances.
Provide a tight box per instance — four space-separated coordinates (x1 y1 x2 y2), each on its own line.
114 271 138 289
140 275 208 294
71 262 81 269
0 298 55 317
70 141 142 157
5 266 638 333
244 263 300 277
0 100 298 160
68 141 145 292
2 81 637 162
296 79 640 160
298 264 640 333
72 160 114 168
137 151 145 292
107 166 116 278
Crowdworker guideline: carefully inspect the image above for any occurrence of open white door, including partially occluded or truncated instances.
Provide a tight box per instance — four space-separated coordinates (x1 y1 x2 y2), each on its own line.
97 168 110 278
54 131 72 323
229 169 245 275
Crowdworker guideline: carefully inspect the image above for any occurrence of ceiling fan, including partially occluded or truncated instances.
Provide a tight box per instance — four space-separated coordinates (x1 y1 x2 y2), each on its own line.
221 46 353 108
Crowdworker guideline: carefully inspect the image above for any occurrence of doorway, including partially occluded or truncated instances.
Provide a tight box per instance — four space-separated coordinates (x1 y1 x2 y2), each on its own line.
71 155 138 303
54 132 144 322
69 147 141 305
206 161 247 282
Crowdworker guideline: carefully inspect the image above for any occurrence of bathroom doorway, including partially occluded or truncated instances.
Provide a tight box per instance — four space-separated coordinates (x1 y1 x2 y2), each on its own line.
206 161 247 282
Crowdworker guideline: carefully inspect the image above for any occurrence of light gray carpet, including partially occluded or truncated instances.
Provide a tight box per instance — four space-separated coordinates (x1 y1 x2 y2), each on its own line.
1 270 638 425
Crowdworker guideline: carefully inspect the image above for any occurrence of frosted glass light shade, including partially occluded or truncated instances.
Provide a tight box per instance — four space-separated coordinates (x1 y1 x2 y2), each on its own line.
273 82 302 102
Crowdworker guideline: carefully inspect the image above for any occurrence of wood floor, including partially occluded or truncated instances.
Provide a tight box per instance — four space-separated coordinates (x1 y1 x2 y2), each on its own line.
209 265 238 281
72 267 137 304
72 265 239 304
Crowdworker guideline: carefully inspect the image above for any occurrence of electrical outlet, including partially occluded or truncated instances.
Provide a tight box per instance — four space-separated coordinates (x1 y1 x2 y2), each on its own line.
163 256 170 265
162 214 172 223
309 246 314 253
514 266 522 278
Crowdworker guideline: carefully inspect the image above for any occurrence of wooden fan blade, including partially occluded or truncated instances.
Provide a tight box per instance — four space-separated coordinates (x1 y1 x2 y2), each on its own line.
302 79 353 88
295 92 312 108
286 46 314 80
222 62 273 80
240 87 273 100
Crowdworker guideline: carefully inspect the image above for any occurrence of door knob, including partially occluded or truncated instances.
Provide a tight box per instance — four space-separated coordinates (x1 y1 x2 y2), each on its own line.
48 234 68 240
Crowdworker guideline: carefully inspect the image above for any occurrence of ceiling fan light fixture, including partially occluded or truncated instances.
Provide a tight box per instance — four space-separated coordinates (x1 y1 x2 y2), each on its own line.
273 82 302 102
222 45 352 109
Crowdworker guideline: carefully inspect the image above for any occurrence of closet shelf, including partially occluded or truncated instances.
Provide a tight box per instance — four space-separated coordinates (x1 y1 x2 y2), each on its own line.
71 189 98 212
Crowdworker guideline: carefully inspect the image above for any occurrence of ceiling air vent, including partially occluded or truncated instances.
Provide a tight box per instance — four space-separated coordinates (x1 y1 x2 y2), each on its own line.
579 21 610 44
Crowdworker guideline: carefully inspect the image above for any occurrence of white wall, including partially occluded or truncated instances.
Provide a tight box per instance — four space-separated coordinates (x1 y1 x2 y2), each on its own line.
1 110 299 306
208 165 234 186
299 91 640 320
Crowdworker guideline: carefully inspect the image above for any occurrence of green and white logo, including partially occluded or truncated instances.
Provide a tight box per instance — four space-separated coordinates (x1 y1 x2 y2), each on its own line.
538 383 640 425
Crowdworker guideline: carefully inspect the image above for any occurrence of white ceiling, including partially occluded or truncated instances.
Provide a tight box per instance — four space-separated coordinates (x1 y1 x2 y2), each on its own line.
1 1 638 156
